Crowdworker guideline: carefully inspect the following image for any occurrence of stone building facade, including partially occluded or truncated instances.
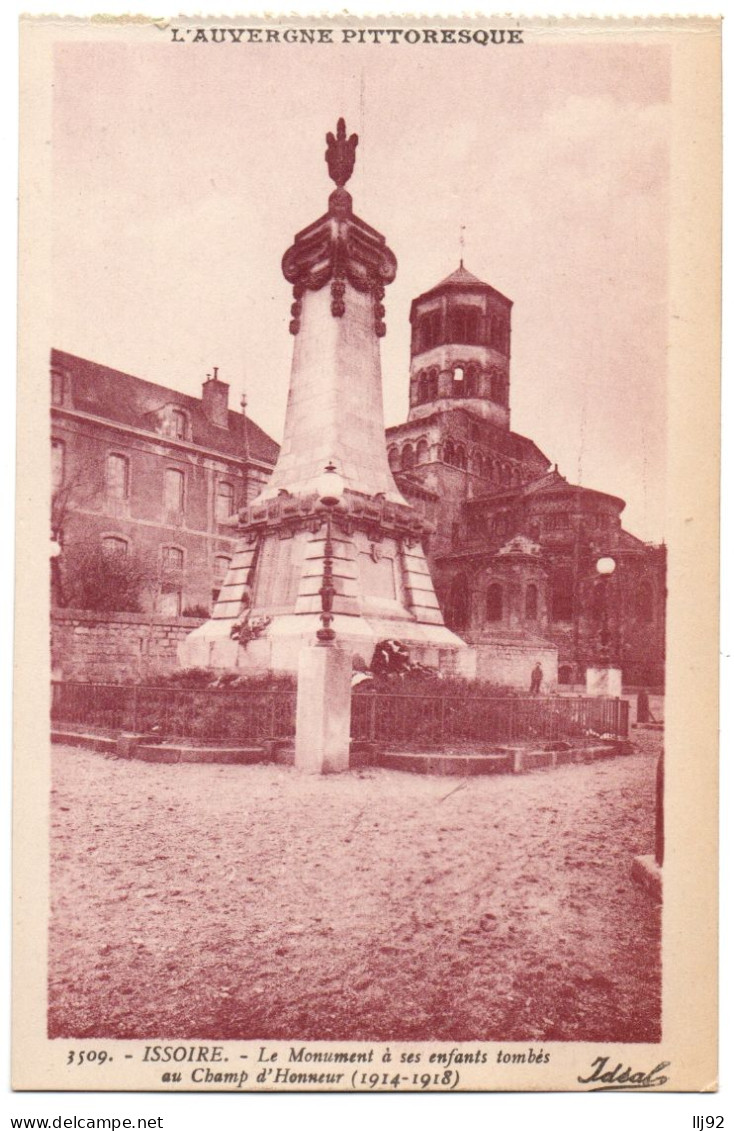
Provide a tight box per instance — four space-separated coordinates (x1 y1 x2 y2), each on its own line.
50 349 278 617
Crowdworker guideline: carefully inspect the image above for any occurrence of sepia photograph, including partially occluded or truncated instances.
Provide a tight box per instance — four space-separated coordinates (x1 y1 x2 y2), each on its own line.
14 13 720 1094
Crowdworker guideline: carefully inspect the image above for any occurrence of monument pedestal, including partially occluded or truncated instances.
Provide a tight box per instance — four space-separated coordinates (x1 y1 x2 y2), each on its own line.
585 666 622 697
295 644 352 773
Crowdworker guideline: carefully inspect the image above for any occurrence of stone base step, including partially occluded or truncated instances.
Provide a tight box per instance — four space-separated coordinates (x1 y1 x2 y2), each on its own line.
52 729 267 765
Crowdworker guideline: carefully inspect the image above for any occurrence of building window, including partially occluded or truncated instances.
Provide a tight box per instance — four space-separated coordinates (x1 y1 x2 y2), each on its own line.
525 583 538 620
162 545 184 571
558 664 574 685
388 446 400 472
101 535 128 558
455 444 467 470
551 570 574 622
416 438 429 464
427 368 439 399
171 409 187 440
216 480 235 523
401 445 415 471
164 468 185 515
452 365 465 395
51 439 65 491
159 587 182 617
158 547 183 615
486 583 503 622
443 440 456 466
106 454 129 501
212 554 232 605
214 555 231 584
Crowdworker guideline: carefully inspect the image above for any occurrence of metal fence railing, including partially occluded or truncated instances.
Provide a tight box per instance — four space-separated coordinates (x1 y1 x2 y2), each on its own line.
350 692 629 746
51 681 296 745
52 682 628 751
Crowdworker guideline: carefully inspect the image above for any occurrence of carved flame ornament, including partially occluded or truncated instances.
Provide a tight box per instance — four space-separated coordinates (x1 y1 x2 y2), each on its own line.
325 117 358 188
282 118 397 337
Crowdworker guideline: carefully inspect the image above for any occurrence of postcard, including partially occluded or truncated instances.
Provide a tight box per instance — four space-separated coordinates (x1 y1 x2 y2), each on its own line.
14 13 720 1093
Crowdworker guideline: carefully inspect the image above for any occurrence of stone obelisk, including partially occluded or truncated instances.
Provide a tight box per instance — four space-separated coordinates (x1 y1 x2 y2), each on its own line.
180 119 472 674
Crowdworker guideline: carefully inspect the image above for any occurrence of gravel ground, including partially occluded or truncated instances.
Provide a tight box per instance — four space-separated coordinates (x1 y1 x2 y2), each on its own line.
49 730 662 1042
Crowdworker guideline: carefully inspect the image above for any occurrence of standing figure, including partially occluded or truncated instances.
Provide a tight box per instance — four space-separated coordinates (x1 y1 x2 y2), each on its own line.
530 662 543 695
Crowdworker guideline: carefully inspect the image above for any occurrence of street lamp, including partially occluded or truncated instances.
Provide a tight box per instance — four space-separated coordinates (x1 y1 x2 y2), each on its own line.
314 461 344 645
595 555 616 664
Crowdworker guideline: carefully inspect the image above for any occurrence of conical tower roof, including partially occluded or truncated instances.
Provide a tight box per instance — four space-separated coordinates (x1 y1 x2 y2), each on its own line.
410 262 511 314
436 262 487 288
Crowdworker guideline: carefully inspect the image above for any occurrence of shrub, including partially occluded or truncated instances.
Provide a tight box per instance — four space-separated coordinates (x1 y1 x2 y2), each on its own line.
181 604 211 619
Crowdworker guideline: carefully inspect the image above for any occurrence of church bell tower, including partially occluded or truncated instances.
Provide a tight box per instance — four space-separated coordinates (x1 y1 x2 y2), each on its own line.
408 263 512 430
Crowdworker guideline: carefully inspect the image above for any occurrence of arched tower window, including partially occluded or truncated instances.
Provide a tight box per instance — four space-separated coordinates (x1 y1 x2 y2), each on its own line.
452 365 465 396
443 440 456 466
400 445 415 471
417 372 430 404
455 444 467 470
449 306 481 344
525 583 538 620
420 311 442 351
466 363 480 398
428 368 439 399
416 438 429 464
486 583 503 622
388 446 400 472
446 574 470 632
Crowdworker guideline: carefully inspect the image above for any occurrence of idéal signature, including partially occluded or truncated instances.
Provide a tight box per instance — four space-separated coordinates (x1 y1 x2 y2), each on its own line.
578 1056 670 1092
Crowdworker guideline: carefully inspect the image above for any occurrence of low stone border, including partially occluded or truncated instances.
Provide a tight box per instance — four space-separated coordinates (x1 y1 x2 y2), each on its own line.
52 730 117 754
52 730 633 775
52 730 267 766
376 741 632 776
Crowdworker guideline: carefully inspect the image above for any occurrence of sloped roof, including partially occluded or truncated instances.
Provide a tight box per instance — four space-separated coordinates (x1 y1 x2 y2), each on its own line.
411 262 512 312
51 349 279 465
436 263 487 288
520 468 625 511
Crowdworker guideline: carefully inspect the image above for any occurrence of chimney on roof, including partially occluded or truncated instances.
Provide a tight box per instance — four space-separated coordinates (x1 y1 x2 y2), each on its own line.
202 366 229 428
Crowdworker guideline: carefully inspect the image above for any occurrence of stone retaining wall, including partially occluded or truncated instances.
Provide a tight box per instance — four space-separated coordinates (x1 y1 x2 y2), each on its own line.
51 609 205 682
